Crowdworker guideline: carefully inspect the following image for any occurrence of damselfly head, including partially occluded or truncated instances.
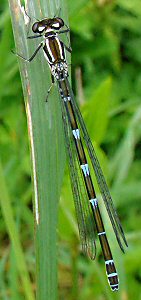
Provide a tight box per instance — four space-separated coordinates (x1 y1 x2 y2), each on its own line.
32 17 64 33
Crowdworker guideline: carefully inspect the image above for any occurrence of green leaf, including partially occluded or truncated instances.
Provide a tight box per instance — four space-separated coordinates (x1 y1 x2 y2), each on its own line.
0 160 34 300
117 0 141 17
82 77 113 144
110 106 141 185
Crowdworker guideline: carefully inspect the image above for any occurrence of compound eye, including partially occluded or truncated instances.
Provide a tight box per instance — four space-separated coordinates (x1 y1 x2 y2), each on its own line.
56 17 64 27
32 22 39 33
38 25 45 32
51 17 64 30
52 22 60 29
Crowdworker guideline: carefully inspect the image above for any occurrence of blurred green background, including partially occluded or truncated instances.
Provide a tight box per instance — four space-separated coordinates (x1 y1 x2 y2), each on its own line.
0 0 141 299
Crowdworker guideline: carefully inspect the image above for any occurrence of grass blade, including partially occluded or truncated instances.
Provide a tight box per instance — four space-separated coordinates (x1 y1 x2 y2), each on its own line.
8 0 68 299
0 159 34 300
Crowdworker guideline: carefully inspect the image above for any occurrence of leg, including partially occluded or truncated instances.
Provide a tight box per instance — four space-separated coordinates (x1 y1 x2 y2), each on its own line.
58 29 70 34
27 35 43 39
58 27 72 53
12 42 43 62
46 74 55 102
64 23 71 46
64 43 72 53
58 36 72 53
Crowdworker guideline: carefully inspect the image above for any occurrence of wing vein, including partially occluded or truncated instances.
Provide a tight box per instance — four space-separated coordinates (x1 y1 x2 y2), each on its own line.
59 95 96 259
65 78 128 251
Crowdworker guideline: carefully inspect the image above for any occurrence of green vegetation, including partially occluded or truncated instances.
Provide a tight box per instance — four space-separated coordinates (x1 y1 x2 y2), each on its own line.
0 0 141 299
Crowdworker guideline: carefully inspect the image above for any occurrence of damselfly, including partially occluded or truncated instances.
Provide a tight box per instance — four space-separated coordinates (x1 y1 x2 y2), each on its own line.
15 15 128 291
